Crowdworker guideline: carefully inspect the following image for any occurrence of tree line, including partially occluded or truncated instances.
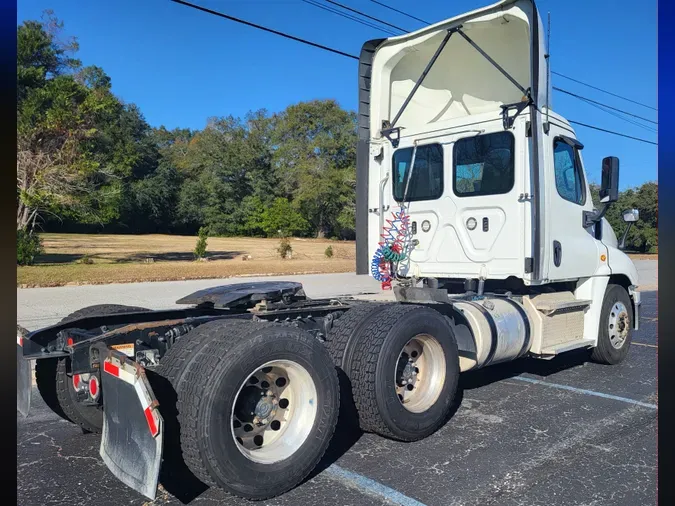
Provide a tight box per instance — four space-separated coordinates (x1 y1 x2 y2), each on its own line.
17 13 657 255
17 12 357 243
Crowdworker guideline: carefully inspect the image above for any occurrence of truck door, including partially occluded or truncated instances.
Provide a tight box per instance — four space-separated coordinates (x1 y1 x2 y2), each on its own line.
388 122 527 280
544 124 604 281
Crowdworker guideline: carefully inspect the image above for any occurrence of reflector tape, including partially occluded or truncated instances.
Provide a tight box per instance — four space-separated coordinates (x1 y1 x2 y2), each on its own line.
17 334 23 347
103 361 135 383
144 407 159 437
103 361 119 377
102 354 160 438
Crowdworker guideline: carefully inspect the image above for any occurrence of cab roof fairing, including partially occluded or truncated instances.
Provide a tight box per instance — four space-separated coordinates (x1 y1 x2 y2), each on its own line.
367 0 549 139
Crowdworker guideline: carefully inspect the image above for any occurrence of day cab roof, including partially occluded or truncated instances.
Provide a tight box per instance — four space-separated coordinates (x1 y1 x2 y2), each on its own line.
367 0 549 139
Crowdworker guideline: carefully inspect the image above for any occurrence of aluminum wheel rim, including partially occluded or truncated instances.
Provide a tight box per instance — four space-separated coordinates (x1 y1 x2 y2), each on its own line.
394 333 446 413
608 302 630 349
231 359 317 464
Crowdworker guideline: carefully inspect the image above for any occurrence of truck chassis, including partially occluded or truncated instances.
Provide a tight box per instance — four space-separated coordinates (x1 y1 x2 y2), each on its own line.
17 279 637 501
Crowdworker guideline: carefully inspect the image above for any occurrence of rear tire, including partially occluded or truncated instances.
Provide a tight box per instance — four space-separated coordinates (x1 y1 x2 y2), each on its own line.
149 319 253 499
348 304 459 441
590 284 633 365
174 321 340 500
324 302 392 368
35 304 149 433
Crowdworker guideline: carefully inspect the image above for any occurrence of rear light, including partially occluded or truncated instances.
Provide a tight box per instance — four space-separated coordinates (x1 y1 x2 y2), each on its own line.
89 376 100 400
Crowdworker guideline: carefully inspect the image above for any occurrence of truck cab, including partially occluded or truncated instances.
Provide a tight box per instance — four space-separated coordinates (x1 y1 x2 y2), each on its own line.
355 0 640 360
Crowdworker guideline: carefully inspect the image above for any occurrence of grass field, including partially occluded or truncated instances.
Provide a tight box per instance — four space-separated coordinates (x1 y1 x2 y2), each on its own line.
17 234 356 287
17 233 656 288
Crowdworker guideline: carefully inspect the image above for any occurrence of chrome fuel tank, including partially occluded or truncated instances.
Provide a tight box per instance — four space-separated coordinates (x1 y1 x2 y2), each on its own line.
452 296 531 370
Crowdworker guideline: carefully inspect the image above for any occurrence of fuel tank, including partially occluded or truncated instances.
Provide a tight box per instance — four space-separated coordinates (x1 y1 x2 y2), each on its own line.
451 296 531 371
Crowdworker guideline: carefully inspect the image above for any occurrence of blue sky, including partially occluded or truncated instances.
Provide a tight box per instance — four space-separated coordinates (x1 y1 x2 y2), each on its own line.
17 0 657 188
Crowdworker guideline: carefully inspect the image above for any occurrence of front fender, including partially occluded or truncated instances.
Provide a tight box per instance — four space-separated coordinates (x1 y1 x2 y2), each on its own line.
607 247 639 286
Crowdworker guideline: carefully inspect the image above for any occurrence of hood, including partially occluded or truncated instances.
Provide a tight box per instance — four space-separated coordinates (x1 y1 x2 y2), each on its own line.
368 0 548 136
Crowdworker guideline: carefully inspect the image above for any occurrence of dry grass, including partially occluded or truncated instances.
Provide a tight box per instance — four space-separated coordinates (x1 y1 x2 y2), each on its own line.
17 234 356 287
17 233 656 288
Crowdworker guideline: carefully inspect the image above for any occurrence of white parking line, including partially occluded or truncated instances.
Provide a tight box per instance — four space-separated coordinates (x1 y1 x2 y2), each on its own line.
324 464 427 506
512 376 657 409
632 342 657 348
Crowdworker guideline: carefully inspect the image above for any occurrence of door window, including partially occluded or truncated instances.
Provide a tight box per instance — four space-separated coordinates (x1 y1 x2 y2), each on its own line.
553 139 586 205
392 143 444 202
453 132 515 197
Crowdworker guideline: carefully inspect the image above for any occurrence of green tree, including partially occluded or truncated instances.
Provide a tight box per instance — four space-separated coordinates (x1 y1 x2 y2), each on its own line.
17 10 80 102
194 226 208 259
259 198 309 237
17 13 155 232
174 112 278 235
591 181 658 253
272 99 357 237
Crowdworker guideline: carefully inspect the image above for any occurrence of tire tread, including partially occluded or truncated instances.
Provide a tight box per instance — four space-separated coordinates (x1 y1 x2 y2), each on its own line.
349 304 430 440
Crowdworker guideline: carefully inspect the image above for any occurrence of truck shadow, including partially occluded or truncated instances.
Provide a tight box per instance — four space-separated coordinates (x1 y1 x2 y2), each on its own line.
309 351 592 482
307 369 465 482
147 371 210 504
459 349 591 391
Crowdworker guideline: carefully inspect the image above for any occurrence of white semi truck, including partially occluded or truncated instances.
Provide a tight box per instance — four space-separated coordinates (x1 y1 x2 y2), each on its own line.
17 0 641 501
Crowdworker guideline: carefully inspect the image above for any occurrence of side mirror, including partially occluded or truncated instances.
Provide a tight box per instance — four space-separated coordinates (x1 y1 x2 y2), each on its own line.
600 156 619 203
622 209 639 223
618 209 639 250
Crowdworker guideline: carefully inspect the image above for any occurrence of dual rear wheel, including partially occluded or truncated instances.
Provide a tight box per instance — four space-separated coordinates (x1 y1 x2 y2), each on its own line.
325 303 460 442
155 320 340 501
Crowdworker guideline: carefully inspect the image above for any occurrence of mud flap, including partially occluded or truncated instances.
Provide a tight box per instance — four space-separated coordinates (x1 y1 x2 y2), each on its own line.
99 350 163 500
17 326 31 417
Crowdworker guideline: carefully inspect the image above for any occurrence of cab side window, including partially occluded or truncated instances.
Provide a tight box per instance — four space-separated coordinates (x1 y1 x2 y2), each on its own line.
553 139 586 205
392 143 444 202
453 131 515 197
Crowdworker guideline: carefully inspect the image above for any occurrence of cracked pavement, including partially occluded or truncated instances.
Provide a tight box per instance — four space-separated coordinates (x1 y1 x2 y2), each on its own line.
17 283 657 506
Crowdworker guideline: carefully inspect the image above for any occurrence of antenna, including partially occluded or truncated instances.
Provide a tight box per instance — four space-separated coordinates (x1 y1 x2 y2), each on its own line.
544 12 551 134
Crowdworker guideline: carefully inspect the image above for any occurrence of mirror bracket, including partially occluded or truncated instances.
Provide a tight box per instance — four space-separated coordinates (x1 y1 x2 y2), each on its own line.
618 223 634 250
583 205 609 229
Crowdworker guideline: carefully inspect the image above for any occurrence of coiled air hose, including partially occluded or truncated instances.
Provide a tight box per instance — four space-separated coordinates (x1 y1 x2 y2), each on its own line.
371 144 418 290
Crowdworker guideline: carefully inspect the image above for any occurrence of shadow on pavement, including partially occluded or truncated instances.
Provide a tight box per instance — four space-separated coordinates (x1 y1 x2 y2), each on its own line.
459 349 591 392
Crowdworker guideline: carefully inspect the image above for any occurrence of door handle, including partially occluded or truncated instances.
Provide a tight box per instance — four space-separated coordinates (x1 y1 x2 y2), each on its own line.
553 240 562 267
